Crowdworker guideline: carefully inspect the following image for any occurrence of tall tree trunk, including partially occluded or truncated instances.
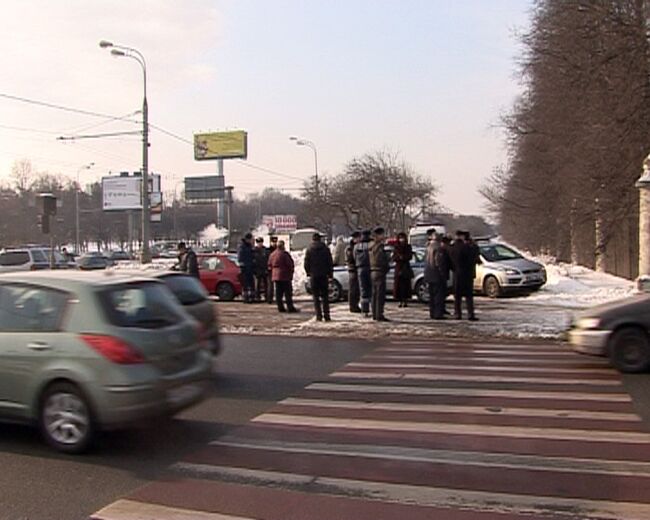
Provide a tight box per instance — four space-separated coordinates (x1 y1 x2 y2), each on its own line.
594 197 607 273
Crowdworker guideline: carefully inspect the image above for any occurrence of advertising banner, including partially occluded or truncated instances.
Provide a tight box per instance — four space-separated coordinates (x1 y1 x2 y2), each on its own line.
193 131 248 160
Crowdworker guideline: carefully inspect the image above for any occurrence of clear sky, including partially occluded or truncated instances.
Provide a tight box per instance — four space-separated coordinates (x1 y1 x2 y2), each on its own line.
0 0 531 215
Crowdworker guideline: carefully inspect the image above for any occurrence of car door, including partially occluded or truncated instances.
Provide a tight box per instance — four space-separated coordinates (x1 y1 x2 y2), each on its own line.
0 283 69 419
199 256 224 293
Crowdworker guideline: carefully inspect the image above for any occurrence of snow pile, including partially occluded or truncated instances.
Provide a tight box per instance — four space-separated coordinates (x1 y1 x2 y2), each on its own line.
516 260 635 309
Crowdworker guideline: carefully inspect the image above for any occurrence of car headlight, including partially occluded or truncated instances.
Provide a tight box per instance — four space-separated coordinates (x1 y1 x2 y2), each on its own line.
494 266 520 276
577 317 601 330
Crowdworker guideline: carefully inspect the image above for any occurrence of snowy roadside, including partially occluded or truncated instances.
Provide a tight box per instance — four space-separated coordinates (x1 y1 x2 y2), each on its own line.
220 258 637 341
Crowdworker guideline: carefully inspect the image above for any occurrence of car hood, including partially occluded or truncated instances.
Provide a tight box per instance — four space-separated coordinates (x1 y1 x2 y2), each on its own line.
575 293 650 321
483 258 543 271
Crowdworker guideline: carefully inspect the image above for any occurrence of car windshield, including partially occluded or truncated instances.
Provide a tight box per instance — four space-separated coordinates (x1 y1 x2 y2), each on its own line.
98 281 183 329
480 244 523 262
158 274 208 306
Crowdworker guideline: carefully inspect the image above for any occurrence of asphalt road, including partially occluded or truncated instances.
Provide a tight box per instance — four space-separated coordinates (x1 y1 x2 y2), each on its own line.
0 335 376 520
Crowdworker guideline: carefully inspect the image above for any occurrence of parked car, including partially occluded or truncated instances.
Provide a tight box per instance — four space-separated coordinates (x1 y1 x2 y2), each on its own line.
108 250 133 262
77 252 113 270
0 271 212 453
197 253 242 301
474 241 546 297
0 248 51 272
116 270 221 355
568 294 650 373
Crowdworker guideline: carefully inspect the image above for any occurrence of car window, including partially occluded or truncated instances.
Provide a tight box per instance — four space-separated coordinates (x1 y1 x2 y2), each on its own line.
159 274 208 305
413 250 425 263
480 244 523 262
0 284 69 332
201 257 224 271
226 255 239 267
0 251 30 266
98 282 183 329
32 249 48 263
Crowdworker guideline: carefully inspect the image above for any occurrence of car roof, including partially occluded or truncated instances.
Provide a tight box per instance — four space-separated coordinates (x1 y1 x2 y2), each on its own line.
0 269 159 291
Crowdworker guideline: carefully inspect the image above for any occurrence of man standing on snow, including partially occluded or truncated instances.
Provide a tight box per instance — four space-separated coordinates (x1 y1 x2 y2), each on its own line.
268 240 299 313
346 231 362 313
369 226 390 322
354 230 372 317
304 232 334 321
237 233 255 303
253 237 269 302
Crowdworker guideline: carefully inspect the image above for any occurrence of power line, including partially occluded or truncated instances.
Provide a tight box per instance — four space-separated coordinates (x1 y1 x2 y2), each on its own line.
0 92 139 122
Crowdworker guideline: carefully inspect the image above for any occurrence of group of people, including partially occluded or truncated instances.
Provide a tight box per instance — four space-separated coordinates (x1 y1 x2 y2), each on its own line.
234 226 481 323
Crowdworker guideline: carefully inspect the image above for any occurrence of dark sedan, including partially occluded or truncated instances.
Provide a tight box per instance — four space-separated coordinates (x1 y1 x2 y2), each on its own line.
568 293 650 373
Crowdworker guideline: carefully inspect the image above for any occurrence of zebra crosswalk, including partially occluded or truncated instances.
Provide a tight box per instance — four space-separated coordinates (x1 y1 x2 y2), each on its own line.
92 339 650 520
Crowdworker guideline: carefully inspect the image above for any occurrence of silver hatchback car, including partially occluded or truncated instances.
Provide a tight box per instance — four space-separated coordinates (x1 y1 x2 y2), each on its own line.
0 271 212 453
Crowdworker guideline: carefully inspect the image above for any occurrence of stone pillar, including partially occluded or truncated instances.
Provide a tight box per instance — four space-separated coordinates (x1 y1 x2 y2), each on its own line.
636 154 650 277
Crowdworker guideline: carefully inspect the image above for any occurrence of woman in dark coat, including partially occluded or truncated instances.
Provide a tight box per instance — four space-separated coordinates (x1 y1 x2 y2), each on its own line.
392 232 413 307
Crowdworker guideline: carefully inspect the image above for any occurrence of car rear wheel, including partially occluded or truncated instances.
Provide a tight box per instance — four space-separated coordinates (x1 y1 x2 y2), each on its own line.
216 282 235 301
39 382 94 454
609 327 650 373
415 279 429 303
483 276 501 299
329 280 343 303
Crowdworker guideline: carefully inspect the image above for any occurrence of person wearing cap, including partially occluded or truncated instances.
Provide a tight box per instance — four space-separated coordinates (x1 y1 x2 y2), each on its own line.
369 226 390 321
345 231 362 313
177 241 199 278
268 240 299 313
304 232 334 321
266 236 279 304
354 229 373 317
238 232 256 303
253 237 269 302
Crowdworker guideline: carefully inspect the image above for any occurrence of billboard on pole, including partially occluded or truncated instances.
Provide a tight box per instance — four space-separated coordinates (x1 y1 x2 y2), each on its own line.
102 177 141 210
193 131 247 160
262 214 298 233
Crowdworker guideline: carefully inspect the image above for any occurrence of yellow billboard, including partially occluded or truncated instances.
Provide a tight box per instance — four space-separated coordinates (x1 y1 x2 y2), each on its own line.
194 130 248 160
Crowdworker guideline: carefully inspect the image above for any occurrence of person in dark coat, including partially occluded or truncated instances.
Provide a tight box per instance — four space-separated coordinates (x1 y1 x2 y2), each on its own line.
424 230 442 319
237 233 255 303
392 232 413 308
450 230 478 320
436 236 452 317
369 227 390 321
354 230 372 317
268 240 298 313
177 242 199 278
266 236 278 304
253 237 269 302
304 232 334 321
346 231 362 313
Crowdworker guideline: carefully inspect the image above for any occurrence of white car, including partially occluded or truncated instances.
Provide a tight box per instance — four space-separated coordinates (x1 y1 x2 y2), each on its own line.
0 247 52 272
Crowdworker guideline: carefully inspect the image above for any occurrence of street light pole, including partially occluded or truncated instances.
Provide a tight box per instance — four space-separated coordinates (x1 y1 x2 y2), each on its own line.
99 40 151 263
290 136 319 195
75 162 94 254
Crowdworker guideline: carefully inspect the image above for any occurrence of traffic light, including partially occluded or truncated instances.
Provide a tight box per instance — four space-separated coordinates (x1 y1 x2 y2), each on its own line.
39 214 50 234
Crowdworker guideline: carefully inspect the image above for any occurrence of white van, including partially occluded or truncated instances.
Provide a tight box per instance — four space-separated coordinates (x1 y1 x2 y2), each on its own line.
408 223 447 248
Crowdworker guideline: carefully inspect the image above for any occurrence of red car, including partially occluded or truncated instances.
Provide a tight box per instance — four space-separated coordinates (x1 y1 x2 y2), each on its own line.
198 253 242 301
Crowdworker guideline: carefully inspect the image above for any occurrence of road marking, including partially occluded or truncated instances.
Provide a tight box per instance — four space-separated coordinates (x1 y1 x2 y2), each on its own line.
208 437 650 477
365 354 609 365
253 413 650 443
280 397 641 421
378 347 580 357
307 382 632 402
347 362 614 375
332 370 621 386
171 463 650 519
92 499 251 520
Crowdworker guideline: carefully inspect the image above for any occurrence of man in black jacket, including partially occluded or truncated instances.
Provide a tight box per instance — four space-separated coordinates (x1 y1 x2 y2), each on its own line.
253 237 269 302
304 232 334 321
177 242 199 278
354 230 372 317
345 231 361 313
450 230 478 321
238 233 255 303
369 227 390 322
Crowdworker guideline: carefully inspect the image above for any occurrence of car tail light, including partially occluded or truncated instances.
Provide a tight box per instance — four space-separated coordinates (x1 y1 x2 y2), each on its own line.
80 334 145 364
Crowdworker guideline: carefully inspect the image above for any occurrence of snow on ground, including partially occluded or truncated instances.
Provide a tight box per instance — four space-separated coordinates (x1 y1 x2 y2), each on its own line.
110 259 177 271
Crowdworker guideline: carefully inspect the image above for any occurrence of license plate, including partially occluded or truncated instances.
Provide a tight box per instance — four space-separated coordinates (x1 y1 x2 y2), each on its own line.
167 383 200 406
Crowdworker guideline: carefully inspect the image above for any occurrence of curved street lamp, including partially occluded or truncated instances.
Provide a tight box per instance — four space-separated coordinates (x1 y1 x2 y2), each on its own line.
99 39 151 263
289 136 319 195
75 162 94 254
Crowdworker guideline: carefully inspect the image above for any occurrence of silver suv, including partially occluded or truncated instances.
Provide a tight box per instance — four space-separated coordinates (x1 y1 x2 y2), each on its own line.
0 247 71 273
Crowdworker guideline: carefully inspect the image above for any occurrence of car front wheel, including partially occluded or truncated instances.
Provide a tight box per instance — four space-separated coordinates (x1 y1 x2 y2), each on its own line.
216 282 236 301
609 327 650 373
415 279 429 303
40 382 94 454
329 280 343 303
483 276 501 298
